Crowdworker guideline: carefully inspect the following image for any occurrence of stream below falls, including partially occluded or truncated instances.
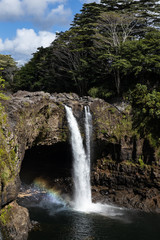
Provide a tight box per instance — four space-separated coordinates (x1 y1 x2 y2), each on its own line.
17 185 160 240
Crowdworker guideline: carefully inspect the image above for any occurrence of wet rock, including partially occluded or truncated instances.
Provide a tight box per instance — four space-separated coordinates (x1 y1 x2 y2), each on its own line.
30 220 41 232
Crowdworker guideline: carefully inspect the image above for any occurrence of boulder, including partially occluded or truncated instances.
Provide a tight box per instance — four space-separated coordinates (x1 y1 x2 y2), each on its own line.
0 201 31 240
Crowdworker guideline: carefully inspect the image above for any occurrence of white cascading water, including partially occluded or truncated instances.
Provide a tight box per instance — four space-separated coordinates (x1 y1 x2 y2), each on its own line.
84 106 92 202
65 105 92 211
65 105 123 216
84 106 92 169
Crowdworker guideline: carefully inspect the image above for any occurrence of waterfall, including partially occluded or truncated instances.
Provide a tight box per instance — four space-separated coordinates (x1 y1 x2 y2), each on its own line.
65 105 123 215
85 106 92 166
84 106 92 202
65 105 92 211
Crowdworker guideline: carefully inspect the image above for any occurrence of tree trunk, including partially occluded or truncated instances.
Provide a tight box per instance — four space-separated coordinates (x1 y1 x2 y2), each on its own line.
114 69 120 95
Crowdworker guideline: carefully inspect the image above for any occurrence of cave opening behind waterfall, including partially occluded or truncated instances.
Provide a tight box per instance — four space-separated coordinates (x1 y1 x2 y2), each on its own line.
20 142 73 193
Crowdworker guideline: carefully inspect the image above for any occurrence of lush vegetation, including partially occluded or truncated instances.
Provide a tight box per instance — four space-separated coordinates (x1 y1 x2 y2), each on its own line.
12 0 160 98
0 75 17 185
130 84 160 148
0 55 17 90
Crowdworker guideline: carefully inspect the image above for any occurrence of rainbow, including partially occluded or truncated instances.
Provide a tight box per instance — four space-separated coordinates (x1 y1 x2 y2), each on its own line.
33 177 69 207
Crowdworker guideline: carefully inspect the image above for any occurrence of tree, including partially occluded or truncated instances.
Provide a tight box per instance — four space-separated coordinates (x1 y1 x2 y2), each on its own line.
72 3 102 29
13 47 57 92
95 11 139 94
67 3 104 94
0 54 18 88
52 44 86 95
130 84 160 150
120 30 160 86
13 1 160 98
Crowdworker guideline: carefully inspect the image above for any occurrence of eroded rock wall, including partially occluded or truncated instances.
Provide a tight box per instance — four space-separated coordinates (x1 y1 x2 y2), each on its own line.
89 99 160 212
92 159 160 212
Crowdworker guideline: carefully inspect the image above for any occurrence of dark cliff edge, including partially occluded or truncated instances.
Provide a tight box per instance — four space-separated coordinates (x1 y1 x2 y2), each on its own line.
0 91 160 239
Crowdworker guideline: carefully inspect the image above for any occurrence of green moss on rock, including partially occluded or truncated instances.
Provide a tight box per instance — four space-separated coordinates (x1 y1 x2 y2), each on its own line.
0 104 17 186
0 205 12 226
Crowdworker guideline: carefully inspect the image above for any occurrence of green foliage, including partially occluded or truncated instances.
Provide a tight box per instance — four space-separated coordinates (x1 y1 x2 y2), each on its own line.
130 84 160 147
138 156 145 168
0 116 17 184
121 30 160 81
0 77 16 184
0 76 9 101
0 54 18 89
88 86 113 100
12 1 160 98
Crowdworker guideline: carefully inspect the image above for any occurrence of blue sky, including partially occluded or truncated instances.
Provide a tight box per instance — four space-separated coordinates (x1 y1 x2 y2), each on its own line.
0 0 100 65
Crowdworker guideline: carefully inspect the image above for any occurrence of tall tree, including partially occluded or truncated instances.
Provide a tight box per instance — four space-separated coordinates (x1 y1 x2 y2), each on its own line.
13 1 160 98
0 54 17 88
120 30 160 85
95 11 138 94
48 3 104 95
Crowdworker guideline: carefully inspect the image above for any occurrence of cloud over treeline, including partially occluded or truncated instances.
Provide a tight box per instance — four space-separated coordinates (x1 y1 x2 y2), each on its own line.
0 28 56 65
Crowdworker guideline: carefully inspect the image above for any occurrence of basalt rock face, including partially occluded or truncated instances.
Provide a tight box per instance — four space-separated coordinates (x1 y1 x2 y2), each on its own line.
91 160 160 212
0 91 160 237
89 100 160 212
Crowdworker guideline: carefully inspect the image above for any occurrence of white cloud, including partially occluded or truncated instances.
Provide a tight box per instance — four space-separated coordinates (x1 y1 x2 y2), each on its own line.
0 0 23 19
0 0 71 29
23 0 48 17
32 4 72 29
42 4 72 28
22 0 66 17
0 28 56 65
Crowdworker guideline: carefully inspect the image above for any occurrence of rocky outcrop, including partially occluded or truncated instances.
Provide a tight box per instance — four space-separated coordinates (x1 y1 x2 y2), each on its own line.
0 90 160 238
0 201 31 240
89 99 160 212
92 159 160 212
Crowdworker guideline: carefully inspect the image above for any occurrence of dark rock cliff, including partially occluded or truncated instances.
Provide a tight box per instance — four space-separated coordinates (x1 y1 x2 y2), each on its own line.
92 160 160 212
0 91 160 239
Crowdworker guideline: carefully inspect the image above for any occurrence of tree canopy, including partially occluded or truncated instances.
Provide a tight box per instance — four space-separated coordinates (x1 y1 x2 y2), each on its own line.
130 84 160 149
0 54 17 89
12 0 160 99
